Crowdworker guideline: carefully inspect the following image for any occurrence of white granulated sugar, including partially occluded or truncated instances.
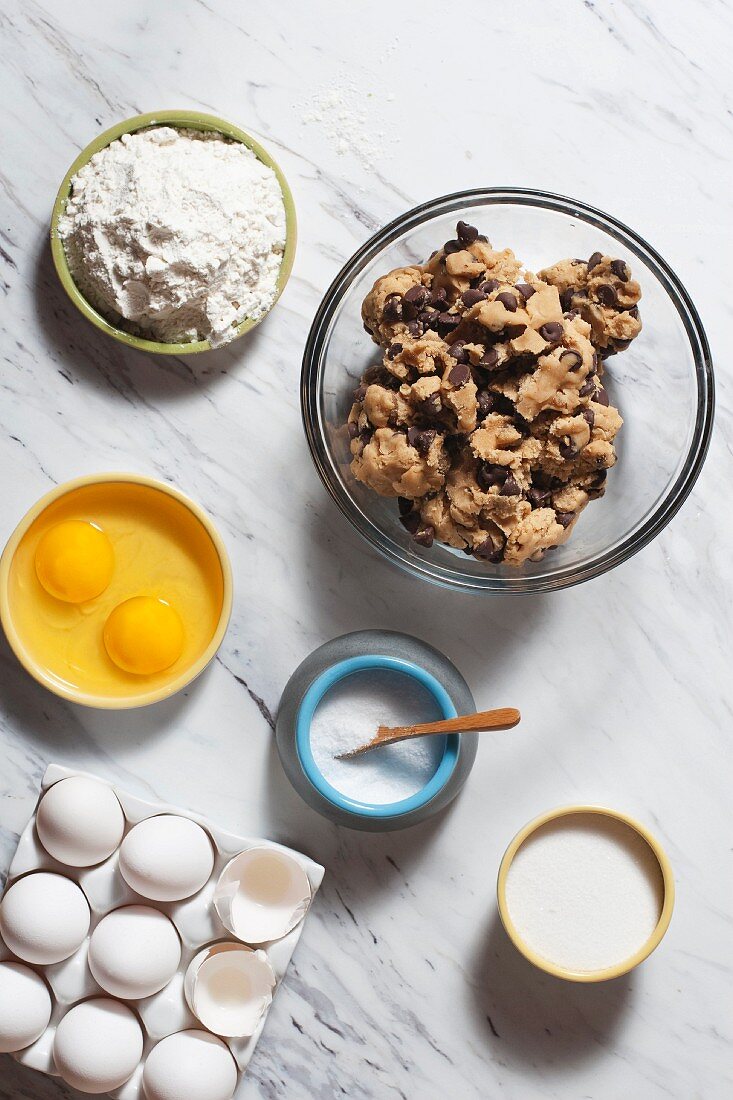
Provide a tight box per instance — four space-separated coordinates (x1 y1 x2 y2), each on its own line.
310 670 445 805
505 813 664 972
58 127 286 346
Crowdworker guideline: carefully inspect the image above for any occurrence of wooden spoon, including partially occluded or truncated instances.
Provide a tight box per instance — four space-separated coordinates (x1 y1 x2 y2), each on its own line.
336 707 521 760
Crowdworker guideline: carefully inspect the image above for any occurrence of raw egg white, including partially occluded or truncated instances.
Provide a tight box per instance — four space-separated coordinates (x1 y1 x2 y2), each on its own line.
142 1030 238 1100
36 775 125 867
52 997 143 1094
34 520 114 603
88 905 181 1000
119 814 214 902
0 960 52 1053
0 872 90 965
104 596 185 675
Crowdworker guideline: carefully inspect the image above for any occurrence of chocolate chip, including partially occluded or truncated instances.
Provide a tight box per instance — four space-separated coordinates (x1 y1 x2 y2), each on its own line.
429 286 448 307
347 422 359 440
402 298 419 322
497 292 518 312
476 234 489 243
420 393 442 418
528 487 550 508
560 289 575 312
504 323 527 340
560 349 583 369
582 408 595 430
479 348 499 371
594 386 610 406
596 284 618 308
407 321 422 337
413 525 434 548
448 362 471 386
407 426 436 455
539 322 564 343
477 462 508 490
354 383 368 401
559 439 577 459
555 511 575 528
477 390 493 418
613 338 632 351
579 379 596 397
404 285 427 305
461 288 486 308
588 251 603 271
516 283 536 301
627 306 639 319
383 294 401 321
400 512 421 535
397 497 413 516
386 342 403 360
474 524 507 562
499 474 521 496
364 322 373 335
444 239 464 255
358 428 373 447
587 470 607 498
437 311 460 331
479 279 499 295
456 220 479 244
448 340 468 361
419 309 440 328
610 259 629 281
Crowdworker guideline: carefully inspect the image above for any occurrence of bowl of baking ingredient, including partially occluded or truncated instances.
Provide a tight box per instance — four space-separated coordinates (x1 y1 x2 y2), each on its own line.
302 188 714 593
276 630 478 831
496 804 675 982
51 110 297 354
0 473 232 708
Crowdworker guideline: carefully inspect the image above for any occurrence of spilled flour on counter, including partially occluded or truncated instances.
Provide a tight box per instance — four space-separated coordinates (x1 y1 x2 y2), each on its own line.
58 127 286 346
310 670 445 804
505 813 665 972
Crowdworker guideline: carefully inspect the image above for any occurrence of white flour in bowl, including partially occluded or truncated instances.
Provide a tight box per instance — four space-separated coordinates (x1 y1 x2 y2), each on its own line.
58 126 286 347
504 812 665 972
309 669 446 805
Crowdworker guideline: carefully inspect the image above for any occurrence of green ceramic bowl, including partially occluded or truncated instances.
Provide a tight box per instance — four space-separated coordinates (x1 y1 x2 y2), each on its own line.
50 110 297 355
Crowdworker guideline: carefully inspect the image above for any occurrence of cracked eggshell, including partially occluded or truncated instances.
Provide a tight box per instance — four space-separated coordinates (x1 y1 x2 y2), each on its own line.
184 942 276 1038
213 847 311 944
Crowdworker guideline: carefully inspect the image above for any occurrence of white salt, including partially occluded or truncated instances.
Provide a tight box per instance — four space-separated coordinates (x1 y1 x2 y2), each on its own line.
505 813 664 972
309 670 445 805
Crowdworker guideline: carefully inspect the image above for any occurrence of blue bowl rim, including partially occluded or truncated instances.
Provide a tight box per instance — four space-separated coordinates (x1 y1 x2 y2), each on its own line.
295 654 459 818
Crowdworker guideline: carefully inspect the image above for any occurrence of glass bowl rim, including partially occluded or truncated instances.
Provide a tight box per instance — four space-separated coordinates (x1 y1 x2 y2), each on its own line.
301 187 714 594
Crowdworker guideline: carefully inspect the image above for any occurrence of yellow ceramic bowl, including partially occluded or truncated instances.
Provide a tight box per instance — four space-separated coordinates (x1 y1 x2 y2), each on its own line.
497 804 675 983
0 474 233 709
50 110 297 355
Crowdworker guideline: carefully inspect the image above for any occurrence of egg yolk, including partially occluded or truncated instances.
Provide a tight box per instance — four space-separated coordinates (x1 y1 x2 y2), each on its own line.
104 596 184 676
35 520 115 603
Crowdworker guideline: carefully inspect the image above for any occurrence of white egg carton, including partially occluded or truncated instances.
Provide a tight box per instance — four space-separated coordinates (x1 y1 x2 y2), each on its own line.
0 764 324 1097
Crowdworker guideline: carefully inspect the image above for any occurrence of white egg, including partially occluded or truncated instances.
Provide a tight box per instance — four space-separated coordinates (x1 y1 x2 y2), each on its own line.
36 776 125 867
142 1030 238 1100
184 942 275 1037
119 814 215 902
214 847 311 944
0 961 52 1053
88 905 181 999
53 997 143 1094
0 872 90 964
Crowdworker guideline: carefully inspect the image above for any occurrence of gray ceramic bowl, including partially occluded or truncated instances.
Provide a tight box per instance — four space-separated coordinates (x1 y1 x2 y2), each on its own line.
275 630 477 831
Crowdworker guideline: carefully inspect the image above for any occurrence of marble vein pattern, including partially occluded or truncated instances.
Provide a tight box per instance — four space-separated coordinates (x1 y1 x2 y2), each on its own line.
0 1 731 1098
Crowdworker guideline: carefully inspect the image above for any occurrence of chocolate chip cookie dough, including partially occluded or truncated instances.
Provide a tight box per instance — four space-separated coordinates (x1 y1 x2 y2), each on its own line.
347 222 641 565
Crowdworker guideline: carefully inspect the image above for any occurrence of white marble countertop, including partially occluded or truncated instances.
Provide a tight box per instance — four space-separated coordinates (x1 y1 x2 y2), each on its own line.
0 1 730 1097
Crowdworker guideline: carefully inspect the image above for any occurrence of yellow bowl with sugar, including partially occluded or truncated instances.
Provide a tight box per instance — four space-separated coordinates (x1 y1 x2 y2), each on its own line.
0 474 232 708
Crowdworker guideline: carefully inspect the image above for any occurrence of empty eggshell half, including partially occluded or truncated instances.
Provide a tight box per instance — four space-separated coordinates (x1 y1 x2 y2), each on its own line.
213 847 311 944
119 814 215 902
184 942 276 1037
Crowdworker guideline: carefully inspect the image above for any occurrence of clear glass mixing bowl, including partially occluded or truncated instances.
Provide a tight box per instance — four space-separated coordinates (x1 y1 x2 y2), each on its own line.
301 189 714 594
